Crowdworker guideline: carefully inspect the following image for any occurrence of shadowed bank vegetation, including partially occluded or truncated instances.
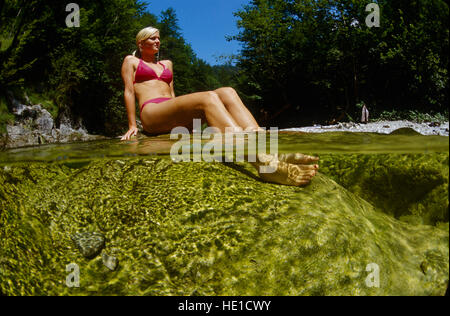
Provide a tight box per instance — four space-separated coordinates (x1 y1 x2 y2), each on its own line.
231 0 448 126
0 1 237 136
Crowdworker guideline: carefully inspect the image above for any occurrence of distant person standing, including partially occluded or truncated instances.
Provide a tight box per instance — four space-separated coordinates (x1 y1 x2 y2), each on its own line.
361 103 369 124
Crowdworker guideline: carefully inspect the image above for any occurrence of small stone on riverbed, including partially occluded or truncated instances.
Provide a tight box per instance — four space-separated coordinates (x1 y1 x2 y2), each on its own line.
102 251 119 271
71 232 105 259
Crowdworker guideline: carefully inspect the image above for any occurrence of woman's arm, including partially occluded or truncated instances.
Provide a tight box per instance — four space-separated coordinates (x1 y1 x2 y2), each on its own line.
166 60 176 98
121 56 138 140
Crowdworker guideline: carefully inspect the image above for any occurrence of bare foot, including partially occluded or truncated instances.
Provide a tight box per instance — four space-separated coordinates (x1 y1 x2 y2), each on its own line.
252 153 319 186
278 153 319 165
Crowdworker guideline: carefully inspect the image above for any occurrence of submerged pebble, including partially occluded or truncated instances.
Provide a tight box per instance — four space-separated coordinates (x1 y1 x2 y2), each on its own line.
71 232 105 259
102 251 119 271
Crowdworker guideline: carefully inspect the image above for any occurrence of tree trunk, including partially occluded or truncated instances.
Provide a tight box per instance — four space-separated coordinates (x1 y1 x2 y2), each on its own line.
0 0 5 25
353 57 358 104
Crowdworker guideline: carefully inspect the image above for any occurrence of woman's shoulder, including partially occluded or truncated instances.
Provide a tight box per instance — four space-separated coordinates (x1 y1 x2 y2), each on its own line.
160 59 173 67
123 55 140 65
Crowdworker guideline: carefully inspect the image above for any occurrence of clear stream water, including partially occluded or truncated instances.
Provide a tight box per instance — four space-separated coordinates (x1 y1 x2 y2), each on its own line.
0 130 448 295
0 130 448 164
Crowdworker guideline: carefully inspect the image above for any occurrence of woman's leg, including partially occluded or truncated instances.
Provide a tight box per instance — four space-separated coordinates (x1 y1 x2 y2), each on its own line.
140 90 320 187
214 87 260 130
211 88 320 186
140 91 240 134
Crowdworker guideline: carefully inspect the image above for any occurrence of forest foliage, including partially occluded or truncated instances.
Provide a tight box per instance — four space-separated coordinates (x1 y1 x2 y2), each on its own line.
0 0 235 135
0 0 448 135
232 0 449 126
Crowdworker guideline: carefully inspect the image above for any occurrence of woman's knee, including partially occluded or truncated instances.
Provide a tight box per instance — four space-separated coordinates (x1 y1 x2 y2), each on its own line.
215 87 237 98
201 91 222 109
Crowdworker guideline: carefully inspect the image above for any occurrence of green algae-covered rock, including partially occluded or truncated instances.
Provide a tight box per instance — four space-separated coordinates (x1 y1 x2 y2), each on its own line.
318 153 449 226
0 157 448 295
71 232 105 259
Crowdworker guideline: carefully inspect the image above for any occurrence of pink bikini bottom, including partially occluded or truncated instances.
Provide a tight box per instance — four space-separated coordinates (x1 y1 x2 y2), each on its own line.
140 97 172 116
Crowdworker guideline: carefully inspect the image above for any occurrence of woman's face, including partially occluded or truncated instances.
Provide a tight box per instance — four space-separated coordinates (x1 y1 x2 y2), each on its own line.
140 32 160 54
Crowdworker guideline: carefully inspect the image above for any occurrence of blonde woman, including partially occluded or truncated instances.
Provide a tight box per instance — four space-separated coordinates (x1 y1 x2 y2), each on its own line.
121 26 319 186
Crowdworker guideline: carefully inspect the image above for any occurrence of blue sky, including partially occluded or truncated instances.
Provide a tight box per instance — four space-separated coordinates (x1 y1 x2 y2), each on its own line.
144 0 250 65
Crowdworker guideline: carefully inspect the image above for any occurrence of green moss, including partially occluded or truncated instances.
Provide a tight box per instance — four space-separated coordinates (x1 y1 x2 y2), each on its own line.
0 94 14 134
0 157 448 295
318 153 449 226
372 109 449 123
27 91 59 120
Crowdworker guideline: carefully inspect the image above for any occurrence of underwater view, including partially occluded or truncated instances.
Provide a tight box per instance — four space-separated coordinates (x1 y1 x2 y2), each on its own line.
0 130 448 296
0 0 448 302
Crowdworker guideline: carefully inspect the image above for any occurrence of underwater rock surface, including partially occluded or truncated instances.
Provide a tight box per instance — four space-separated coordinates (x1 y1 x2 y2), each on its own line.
319 153 449 226
71 232 105 259
0 157 448 295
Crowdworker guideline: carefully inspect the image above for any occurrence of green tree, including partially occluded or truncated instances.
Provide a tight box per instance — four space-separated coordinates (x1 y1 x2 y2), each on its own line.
157 8 238 97
0 1 247 137
232 0 448 126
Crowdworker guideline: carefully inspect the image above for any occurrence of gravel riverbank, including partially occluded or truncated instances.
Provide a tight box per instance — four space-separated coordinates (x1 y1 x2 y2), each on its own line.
282 120 449 136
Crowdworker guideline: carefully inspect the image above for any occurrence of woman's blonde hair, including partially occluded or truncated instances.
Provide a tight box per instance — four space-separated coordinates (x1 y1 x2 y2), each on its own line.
133 26 160 59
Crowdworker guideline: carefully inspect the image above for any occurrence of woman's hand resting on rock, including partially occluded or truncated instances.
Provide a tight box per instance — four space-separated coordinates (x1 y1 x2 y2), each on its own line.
121 126 138 141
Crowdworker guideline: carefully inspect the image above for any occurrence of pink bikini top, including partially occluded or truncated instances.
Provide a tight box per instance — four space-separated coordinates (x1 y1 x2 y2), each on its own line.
133 59 173 85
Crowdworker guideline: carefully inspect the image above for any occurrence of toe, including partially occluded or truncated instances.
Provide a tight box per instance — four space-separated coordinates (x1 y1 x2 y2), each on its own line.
303 154 319 163
279 153 315 164
298 165 315 171
308 155 320 162
297 179 311 186
294 164 317 172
